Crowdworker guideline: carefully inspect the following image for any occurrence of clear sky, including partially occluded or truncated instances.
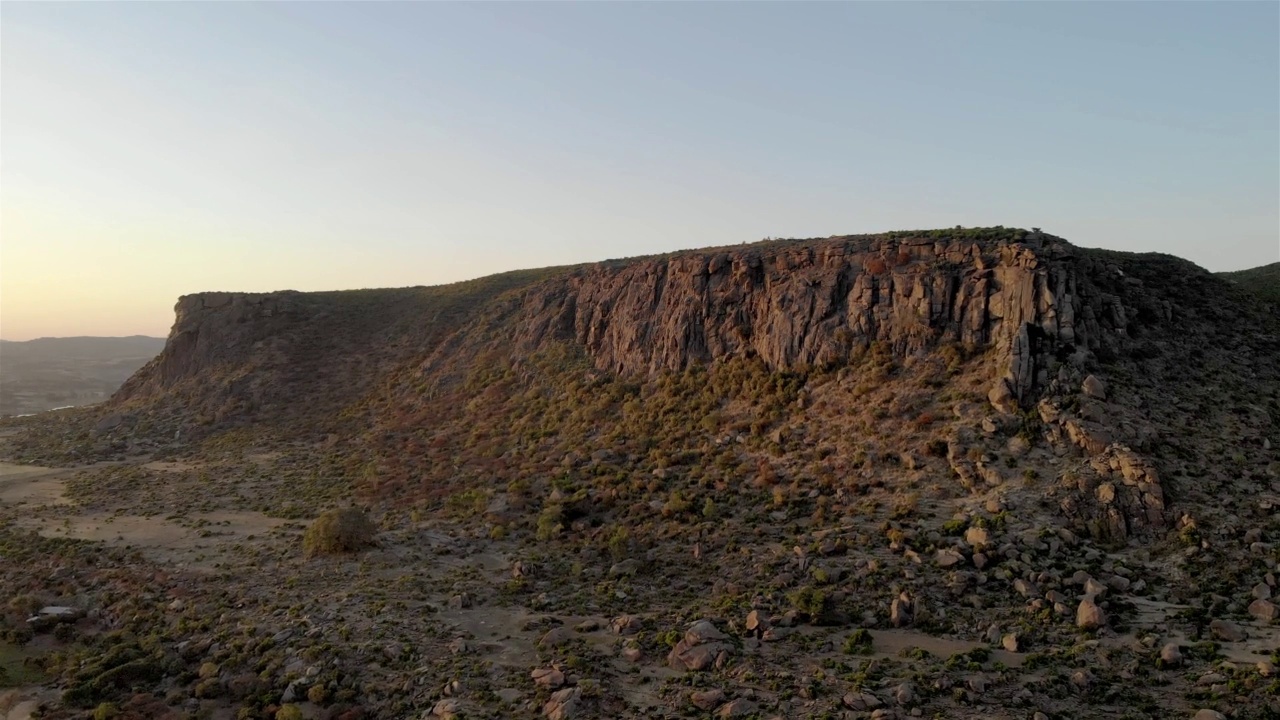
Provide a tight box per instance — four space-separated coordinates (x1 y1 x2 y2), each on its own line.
1 2 1277 340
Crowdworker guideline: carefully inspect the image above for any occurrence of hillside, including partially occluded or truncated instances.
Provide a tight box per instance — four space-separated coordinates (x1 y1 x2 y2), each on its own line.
0 336 165 417
1219 262 1280 304
1 228 1277 720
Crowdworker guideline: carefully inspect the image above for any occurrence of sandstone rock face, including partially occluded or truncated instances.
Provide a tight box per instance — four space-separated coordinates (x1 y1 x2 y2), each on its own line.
501 235 1113 411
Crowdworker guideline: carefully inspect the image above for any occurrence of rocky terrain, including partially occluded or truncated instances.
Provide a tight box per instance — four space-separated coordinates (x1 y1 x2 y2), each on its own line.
0 227 1277 720
0 337 164 417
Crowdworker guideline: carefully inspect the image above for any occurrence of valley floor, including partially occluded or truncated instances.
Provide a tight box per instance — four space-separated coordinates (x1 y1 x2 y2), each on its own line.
1 431 1277 720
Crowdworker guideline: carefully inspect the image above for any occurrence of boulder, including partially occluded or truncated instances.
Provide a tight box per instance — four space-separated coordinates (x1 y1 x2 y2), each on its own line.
715 699 759 718
543 687 581 720
1209 619 1246 642
1248 599 1277 623
691 689 725 711
1076 597 1106 630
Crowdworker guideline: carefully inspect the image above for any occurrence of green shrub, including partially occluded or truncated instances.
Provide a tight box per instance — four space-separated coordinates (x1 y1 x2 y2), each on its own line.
843 629 873 655
302 508 377 558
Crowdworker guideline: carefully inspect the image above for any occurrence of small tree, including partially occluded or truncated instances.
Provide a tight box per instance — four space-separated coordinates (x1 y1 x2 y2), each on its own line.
303 507 377 558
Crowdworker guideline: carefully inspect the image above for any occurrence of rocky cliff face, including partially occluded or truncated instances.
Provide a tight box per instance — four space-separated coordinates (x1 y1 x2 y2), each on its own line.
464 232 1153 413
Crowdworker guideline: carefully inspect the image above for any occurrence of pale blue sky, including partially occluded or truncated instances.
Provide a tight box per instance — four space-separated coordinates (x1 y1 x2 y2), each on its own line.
2 1 1277 339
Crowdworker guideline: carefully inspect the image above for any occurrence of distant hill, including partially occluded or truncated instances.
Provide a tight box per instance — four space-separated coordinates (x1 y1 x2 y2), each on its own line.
1218 261 1280 303
0 335 165 416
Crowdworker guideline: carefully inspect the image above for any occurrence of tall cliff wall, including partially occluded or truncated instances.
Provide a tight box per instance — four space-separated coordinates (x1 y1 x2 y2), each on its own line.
444 232 1147 413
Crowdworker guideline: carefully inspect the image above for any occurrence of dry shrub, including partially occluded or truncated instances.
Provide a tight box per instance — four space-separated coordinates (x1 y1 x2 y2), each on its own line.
864 257 888 274
303 507 377 558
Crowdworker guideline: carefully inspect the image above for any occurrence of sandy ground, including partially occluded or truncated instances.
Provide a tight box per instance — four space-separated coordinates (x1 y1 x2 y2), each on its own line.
0 461 288 569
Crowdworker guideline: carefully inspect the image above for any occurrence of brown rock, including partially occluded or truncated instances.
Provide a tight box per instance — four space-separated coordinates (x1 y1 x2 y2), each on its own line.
1001 633 1020 652
610 615 643 635
1209 619 1246 642
842 691 883 710
539 626 574 648
690 689 725 710
1076 597 1106 630
531 667 565 689
890 593 913 628
543 687 581 720
668 640 731 671
715 699 759 718
1082 374 1107 400
1248 599 1278 622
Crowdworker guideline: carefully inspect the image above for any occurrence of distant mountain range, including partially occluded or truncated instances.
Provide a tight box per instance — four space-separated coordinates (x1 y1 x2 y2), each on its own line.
0 335 165 416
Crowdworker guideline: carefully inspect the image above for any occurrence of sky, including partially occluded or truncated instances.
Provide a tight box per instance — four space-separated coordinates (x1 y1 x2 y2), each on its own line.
1 2 1277 341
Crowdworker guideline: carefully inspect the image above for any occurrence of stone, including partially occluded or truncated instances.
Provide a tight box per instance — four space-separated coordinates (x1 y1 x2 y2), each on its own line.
890 593 913 628
1013 579 1040 598
1082 375 1107 400
1084 578 1108 597
432 699 461 719
892 682 916 705
668 640 731 671
1248 599 1278 622
1254 583 1272 600
610 615 643 635
842 691 883 710
609 559 642 577
1105 574 1131 592
539 626 575 648
964 526 990 549
1258 660 1276 677
745 610 769 636
1209 619 1246 642
543 687 581 720
715 699 759 718
1193 711 1226 720
685 619 729 645
1001 633 1020 652
531 667 565 689
691 689 725 710
936 548 965 568
989 381 1019 414
1076 597 1106 630
1159 643 1182 667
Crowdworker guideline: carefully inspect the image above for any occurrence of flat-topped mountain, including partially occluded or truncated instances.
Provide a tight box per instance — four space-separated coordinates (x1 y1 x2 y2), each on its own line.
2 228 1277 720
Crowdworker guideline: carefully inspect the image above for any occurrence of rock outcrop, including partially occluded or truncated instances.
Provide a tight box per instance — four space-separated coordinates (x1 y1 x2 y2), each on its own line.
497 233 1104 410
